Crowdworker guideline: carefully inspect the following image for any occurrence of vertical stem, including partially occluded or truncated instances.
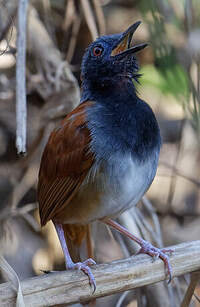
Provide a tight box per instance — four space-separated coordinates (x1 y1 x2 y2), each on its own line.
197 63 200 134
80 0 98 40
180 272 200 307
92 0 106 36
197 63 200 96
16 0 29 154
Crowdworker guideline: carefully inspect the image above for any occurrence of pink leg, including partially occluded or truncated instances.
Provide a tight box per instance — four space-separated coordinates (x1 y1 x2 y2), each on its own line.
54 223 96 291
102 218 173 283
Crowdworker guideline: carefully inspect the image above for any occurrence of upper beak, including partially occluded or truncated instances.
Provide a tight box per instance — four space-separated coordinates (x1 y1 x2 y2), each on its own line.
111 21 148 57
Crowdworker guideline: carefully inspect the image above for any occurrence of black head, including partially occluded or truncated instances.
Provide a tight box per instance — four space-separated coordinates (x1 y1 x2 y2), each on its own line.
81 21 147 95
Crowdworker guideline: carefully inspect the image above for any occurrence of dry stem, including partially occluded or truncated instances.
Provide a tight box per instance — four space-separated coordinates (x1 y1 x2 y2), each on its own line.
0 241 200 307
16 0 29 154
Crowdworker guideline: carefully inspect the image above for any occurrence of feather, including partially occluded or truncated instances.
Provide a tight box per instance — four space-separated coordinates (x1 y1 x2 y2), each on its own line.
38 101 95 226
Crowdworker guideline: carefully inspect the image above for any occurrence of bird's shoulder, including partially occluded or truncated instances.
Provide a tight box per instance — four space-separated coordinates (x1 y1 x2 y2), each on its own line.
39 101 94 180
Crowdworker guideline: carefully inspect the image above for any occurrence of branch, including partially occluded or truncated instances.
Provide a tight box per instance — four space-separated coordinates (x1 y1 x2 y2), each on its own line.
180 271 200 307
0 241 200 307
16 0 29 154
27 5 80 114
80 0 98 40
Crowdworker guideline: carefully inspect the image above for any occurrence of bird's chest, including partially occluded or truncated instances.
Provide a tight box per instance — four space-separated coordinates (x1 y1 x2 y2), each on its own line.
87 152 158 217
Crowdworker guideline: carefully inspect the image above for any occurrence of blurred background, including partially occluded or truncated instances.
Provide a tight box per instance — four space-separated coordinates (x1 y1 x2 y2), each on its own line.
0 0 200 306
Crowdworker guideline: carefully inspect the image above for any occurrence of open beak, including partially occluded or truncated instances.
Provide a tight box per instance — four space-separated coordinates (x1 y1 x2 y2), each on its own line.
111 21 148 58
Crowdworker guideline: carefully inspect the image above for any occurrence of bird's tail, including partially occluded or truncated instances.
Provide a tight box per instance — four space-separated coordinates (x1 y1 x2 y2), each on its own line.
62 224 94 263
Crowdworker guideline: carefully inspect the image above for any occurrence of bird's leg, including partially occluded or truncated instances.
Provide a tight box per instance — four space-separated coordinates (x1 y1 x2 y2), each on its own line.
102 218 174 283
54 223 96 291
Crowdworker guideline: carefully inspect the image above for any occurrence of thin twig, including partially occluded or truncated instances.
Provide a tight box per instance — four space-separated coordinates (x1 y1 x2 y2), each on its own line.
184 0 193 33
63 0 76 32
142 196 164 247
0 203 37 221
66 16 81 63
80 0 98 40
132 208 153 242
22 213 40 232
16 0 29 154
0 255 25 307
115 291 130 307
42 0 56 45
0 5 16 47
180 272 200 307
92 0 106 35
159 161 200 188
166 120 185 211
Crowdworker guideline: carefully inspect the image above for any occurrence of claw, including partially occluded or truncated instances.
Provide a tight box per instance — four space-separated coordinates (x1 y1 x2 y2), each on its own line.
68 259 96 293
138 240 173 283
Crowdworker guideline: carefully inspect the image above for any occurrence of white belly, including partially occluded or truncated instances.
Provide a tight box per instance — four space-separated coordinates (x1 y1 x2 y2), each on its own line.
61 151 159 224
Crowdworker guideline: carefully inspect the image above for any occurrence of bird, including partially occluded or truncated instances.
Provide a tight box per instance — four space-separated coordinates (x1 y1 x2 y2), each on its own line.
38 21 173 291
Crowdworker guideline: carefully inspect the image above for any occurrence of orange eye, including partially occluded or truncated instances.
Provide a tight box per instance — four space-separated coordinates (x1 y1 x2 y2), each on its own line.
93 46 103 57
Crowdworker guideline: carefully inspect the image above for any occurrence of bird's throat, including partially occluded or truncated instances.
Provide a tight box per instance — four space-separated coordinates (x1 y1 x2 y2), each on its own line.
81 76 136 103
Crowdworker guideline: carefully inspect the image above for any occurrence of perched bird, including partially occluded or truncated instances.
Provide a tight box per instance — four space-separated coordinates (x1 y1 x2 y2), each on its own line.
38 21 173 291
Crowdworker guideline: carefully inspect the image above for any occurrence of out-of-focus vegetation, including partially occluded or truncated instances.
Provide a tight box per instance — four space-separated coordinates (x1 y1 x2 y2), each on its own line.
139 0 200 134
0 0 200 306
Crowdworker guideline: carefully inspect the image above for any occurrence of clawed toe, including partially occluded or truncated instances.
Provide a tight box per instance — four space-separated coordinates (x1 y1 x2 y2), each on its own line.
76 263 96 292
69 259 96 292
161 248 174 255
138 240 173 283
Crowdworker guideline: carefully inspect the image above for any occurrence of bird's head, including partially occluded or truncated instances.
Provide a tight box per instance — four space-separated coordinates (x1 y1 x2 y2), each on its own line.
81 21 147 96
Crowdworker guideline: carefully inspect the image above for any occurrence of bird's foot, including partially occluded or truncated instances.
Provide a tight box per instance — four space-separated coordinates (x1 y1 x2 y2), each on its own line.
68 258 96 292
137 240 174 283
41 258 96 291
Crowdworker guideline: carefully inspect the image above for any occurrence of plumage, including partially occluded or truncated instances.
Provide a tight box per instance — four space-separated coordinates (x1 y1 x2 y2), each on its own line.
38 101 95 226
38 21 173 290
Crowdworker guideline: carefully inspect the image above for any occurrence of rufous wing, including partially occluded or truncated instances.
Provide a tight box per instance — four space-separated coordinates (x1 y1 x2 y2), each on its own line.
38 101 95 226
